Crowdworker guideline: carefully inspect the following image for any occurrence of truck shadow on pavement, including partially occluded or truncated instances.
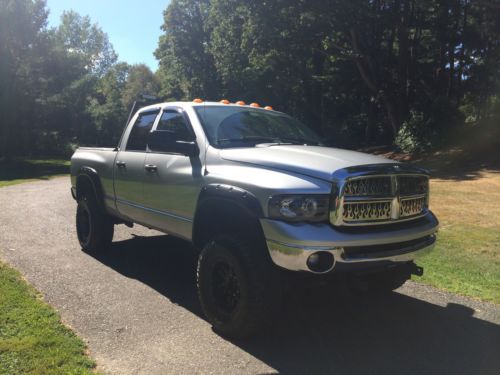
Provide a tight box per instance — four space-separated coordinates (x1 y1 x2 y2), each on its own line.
90 234 500 375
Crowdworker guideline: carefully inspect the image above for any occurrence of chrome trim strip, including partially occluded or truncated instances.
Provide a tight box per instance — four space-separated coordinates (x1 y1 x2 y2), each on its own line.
400 193 427 200
266 239 338 251
116 197 193 223
343 197 394 203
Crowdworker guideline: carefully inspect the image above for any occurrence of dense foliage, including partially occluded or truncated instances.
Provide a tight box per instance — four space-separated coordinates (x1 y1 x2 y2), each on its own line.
0 0 158 157
0 0 498 157
156 0 499 149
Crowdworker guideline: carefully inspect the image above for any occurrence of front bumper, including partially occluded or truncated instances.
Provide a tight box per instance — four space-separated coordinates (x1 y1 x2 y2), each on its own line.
261 212 439 274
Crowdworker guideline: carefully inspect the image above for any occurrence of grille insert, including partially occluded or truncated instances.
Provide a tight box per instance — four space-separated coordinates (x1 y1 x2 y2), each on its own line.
399 176 428 196
344 177 392 196
343 201 392 222
400 196 426 218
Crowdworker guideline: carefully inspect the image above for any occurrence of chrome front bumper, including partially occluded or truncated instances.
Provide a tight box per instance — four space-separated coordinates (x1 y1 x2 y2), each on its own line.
261 212 439 274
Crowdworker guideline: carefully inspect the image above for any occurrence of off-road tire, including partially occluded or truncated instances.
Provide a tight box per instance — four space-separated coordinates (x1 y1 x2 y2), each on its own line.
197 235 281 338
76 194 114 253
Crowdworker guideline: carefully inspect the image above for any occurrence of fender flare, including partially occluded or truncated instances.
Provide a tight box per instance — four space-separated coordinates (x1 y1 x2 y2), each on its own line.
196 184 264 217
192 184 264 246
75 166 106 212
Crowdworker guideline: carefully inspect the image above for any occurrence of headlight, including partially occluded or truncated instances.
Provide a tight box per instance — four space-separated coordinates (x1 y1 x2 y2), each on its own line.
268 195 330 222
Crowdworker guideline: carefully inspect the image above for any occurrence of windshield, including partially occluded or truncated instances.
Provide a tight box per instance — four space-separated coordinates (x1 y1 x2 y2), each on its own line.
194 106 322 148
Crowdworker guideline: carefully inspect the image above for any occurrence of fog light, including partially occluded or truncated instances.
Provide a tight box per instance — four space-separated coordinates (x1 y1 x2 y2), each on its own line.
306 252 335 273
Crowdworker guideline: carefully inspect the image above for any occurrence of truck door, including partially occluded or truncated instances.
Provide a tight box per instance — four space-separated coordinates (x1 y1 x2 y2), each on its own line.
142 108 203 239
114 109 160 221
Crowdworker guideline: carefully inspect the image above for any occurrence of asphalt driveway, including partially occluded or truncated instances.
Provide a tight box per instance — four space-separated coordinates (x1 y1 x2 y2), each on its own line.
0 177 499 374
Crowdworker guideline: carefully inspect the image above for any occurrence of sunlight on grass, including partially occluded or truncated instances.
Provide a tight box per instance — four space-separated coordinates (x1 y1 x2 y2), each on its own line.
414 172 500 304
0 159 70 188
0 262 97 374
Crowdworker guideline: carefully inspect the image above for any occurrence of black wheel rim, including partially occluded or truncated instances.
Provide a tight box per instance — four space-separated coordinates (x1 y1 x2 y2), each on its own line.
76 204 91 245
211 260 241 315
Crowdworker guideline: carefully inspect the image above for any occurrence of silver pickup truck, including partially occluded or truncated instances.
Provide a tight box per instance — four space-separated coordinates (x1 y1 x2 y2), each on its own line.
71 100 439 337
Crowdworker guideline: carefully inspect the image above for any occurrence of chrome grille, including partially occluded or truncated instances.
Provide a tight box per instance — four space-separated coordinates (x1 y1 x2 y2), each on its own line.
331 172 429 226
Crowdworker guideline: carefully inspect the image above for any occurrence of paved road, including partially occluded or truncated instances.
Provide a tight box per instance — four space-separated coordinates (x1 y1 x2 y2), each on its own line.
1 177 499 375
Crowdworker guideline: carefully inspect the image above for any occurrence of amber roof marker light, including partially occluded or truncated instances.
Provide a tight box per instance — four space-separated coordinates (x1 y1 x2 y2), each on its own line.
236 100 246 105
250 102 260 107
193 98 204 103
264 106 274 110
219 99 230 104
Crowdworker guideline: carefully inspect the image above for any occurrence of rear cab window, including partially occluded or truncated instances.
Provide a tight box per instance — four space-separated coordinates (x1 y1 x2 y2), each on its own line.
126 110 159 151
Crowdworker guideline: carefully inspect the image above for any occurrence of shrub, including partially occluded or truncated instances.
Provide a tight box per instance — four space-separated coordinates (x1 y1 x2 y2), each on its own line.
395 98 465 153
395 111 433 153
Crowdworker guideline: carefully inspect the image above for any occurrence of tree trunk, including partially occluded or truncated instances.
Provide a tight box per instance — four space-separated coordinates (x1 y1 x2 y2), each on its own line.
365 99 376 143
397 0 410 124
456 0 468 104
349 29 401 138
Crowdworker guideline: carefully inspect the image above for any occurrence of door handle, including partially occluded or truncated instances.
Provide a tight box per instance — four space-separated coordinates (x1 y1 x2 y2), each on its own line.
116 161 126 167
144 164 158 172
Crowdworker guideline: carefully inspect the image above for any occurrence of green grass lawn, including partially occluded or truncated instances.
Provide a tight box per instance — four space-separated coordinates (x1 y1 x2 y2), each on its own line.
371 126 500 304
413 172 500 304
0 262 97 375
0 159 69 188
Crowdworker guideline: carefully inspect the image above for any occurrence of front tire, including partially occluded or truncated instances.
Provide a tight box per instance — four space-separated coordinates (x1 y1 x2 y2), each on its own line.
76 195 114 253
197 235 281 338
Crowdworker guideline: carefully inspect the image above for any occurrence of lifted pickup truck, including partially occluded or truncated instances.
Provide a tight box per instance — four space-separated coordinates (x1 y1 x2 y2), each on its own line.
71 100 439 337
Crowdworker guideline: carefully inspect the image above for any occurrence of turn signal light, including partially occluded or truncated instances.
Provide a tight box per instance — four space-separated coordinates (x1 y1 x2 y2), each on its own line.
193 98 203 103
236 100 246 105
250 102 260 107
264 106 274 110
219 99 230 104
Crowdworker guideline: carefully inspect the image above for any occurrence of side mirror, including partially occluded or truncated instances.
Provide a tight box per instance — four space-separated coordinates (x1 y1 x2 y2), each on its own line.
147 130 199 157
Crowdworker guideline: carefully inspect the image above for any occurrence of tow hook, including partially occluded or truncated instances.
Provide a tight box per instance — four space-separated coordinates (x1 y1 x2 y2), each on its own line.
409 262 424 277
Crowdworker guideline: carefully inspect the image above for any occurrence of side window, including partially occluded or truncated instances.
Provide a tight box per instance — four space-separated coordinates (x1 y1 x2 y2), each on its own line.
126 111 159 151
156 110 192 141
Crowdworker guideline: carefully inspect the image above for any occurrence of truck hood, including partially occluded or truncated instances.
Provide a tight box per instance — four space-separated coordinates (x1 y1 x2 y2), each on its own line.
220 145 397 181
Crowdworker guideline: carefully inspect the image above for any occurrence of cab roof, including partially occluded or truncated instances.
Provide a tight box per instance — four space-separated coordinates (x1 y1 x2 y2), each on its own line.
138 101 277 113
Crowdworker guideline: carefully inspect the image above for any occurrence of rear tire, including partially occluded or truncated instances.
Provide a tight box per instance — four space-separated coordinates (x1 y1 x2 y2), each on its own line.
76 194 114 253
197 235 281 338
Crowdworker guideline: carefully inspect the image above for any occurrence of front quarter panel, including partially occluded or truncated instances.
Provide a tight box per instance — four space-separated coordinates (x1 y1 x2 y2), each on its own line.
205 163 333 217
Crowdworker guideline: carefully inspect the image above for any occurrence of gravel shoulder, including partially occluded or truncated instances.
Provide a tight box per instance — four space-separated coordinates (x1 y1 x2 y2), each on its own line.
1 177 499 375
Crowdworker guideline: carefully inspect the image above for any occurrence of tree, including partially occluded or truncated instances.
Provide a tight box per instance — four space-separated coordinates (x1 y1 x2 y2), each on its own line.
56 10 117 76
155 0 219 100
121 64 160 110
0 0 49 157
87 62 130 146
155 0 499 146
0 2 122 156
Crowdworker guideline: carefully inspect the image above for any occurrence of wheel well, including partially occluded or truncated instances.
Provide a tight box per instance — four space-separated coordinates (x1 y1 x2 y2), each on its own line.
192 198 265 250
75 174 104 211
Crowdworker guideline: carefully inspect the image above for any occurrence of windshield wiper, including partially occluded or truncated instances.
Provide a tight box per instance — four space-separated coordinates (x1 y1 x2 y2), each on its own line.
274 137 322 146
217 136 281 145
217 136 320 148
